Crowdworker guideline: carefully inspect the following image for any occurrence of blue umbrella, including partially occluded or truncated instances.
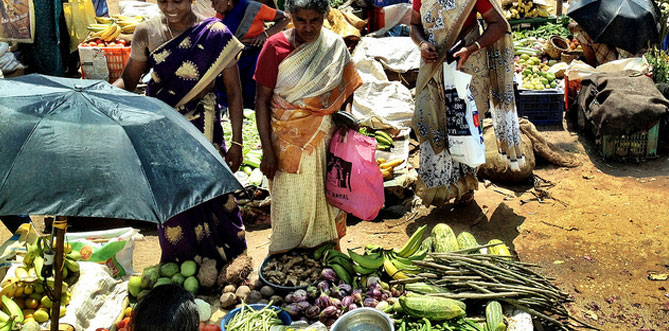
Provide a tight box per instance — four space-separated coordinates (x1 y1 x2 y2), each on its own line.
0 74 242 222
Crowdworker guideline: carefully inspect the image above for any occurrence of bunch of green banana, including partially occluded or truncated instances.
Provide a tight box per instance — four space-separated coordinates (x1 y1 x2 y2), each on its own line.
374 130 395 151
323 249 355 284
348 248 384 276
381 225 431 280
0 295 22 331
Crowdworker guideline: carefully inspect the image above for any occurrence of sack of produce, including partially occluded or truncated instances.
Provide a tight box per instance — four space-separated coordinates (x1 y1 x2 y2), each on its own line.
326 128 385 220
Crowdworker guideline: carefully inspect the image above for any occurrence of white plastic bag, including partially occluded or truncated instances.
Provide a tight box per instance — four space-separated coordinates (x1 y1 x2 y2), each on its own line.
443 61 485 167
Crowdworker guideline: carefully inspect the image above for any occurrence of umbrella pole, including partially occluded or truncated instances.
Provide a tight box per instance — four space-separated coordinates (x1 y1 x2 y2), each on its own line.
50 216 67 331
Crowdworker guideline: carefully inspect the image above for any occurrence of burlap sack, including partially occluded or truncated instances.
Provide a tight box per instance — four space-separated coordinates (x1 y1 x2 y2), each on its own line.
477 120 535 183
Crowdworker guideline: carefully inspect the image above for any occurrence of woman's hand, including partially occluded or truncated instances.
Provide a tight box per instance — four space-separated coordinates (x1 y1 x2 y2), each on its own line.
420 41 438 63
260 147 278 180
453 46 473 70
225 144 243 173
243 34 267 48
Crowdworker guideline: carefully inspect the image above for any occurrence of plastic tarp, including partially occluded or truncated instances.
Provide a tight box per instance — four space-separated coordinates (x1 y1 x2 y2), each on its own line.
352 37 420 129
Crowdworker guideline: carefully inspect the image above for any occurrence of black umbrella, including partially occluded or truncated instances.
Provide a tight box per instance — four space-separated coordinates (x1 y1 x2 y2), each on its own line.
0 74 241 222
0 74 242 330
567 0 661 54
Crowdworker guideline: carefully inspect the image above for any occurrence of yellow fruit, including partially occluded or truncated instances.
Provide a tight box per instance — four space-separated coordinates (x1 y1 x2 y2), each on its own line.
22 308 35 319
33 309 49 323
23 284 33 295
40 296 52 309
59 306 67 317
14 284 24 297
25 298 39 309
124 307 132 317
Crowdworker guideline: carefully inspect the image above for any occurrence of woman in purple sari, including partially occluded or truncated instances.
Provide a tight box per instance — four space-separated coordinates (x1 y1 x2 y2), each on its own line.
213 0 289 109
115 0 247 266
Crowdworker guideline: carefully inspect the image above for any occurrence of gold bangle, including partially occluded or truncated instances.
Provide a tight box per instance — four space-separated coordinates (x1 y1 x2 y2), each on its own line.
474 41 482 50
418 40 425 48
231 141 243 148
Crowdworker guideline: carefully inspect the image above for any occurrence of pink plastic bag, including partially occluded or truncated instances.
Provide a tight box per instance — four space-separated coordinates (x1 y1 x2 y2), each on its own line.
326 128 385 220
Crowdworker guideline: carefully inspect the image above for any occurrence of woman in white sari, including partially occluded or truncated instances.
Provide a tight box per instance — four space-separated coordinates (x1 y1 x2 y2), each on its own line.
254 0 362 253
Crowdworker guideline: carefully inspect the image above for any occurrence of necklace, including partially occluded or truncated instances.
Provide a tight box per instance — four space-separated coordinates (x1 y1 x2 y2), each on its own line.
165 16 175 39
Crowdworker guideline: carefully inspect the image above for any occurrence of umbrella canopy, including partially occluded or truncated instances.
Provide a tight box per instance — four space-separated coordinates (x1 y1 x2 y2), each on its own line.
0 75 242 223
567 0 661 54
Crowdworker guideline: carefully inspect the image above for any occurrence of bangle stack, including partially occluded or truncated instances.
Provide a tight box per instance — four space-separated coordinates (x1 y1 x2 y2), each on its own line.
474 41 482 50
418 40 425 48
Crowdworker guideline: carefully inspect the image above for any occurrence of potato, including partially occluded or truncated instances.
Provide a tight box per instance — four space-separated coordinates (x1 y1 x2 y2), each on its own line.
269 295 284 306
235 285 251 302
223 285 236 293
259 286 274 299
246 290 262 304
219 292 237 309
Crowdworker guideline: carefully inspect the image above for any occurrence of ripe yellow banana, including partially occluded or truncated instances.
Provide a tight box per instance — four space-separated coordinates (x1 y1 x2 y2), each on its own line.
96 16 114 24
383 257 408 280
120 23 139 34
105 24 121 42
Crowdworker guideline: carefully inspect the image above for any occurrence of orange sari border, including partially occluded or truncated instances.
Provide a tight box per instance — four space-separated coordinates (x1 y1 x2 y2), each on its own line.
271 61 362 174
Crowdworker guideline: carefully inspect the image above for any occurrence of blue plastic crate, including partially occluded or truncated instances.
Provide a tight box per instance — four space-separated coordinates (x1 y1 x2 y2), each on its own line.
372 0 409 7
516 89 565 126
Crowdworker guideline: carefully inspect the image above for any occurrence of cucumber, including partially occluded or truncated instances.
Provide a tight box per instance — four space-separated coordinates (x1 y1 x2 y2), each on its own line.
398 295 466 321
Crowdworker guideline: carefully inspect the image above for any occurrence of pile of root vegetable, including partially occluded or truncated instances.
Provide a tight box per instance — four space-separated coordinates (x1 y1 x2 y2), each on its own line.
261 253 322 288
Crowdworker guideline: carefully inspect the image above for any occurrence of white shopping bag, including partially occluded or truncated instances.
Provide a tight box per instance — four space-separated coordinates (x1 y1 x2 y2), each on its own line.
443 61 486 167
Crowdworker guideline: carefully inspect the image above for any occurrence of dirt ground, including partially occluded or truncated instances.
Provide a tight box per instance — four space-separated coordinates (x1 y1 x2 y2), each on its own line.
3 117 667 330
3 1 666 329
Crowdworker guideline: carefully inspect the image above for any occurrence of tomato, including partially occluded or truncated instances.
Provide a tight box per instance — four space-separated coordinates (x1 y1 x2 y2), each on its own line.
201 325 221 331
117 39 127 45
89 42 97 47
116 317 131 329
95 329 110 331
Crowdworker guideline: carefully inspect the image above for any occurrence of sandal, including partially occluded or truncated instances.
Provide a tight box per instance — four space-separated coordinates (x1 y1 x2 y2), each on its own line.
453 191 475 208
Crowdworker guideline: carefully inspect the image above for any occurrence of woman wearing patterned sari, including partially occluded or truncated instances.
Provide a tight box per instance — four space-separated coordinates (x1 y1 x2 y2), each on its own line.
410 0 525 207
254 0 362 254
213 0 289 109
114 0 247 266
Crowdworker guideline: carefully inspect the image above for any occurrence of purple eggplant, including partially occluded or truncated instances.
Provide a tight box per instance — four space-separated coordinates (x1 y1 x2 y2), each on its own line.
341 295 354 307
319 306 338 322
297 300 311 311
363 297 379 308
366 276 380 288
285 293 294 304
317 280 331 295
292 289 308 303
315 294 331 309
368 288 383 300
306 285 319 300
353 291 363 305
321 268 338 282
325 319 336 328
391 287 403 297
284 303 302 318
338 283 352 295
331 298 342 309
347 303 358 311
304 305 320 319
